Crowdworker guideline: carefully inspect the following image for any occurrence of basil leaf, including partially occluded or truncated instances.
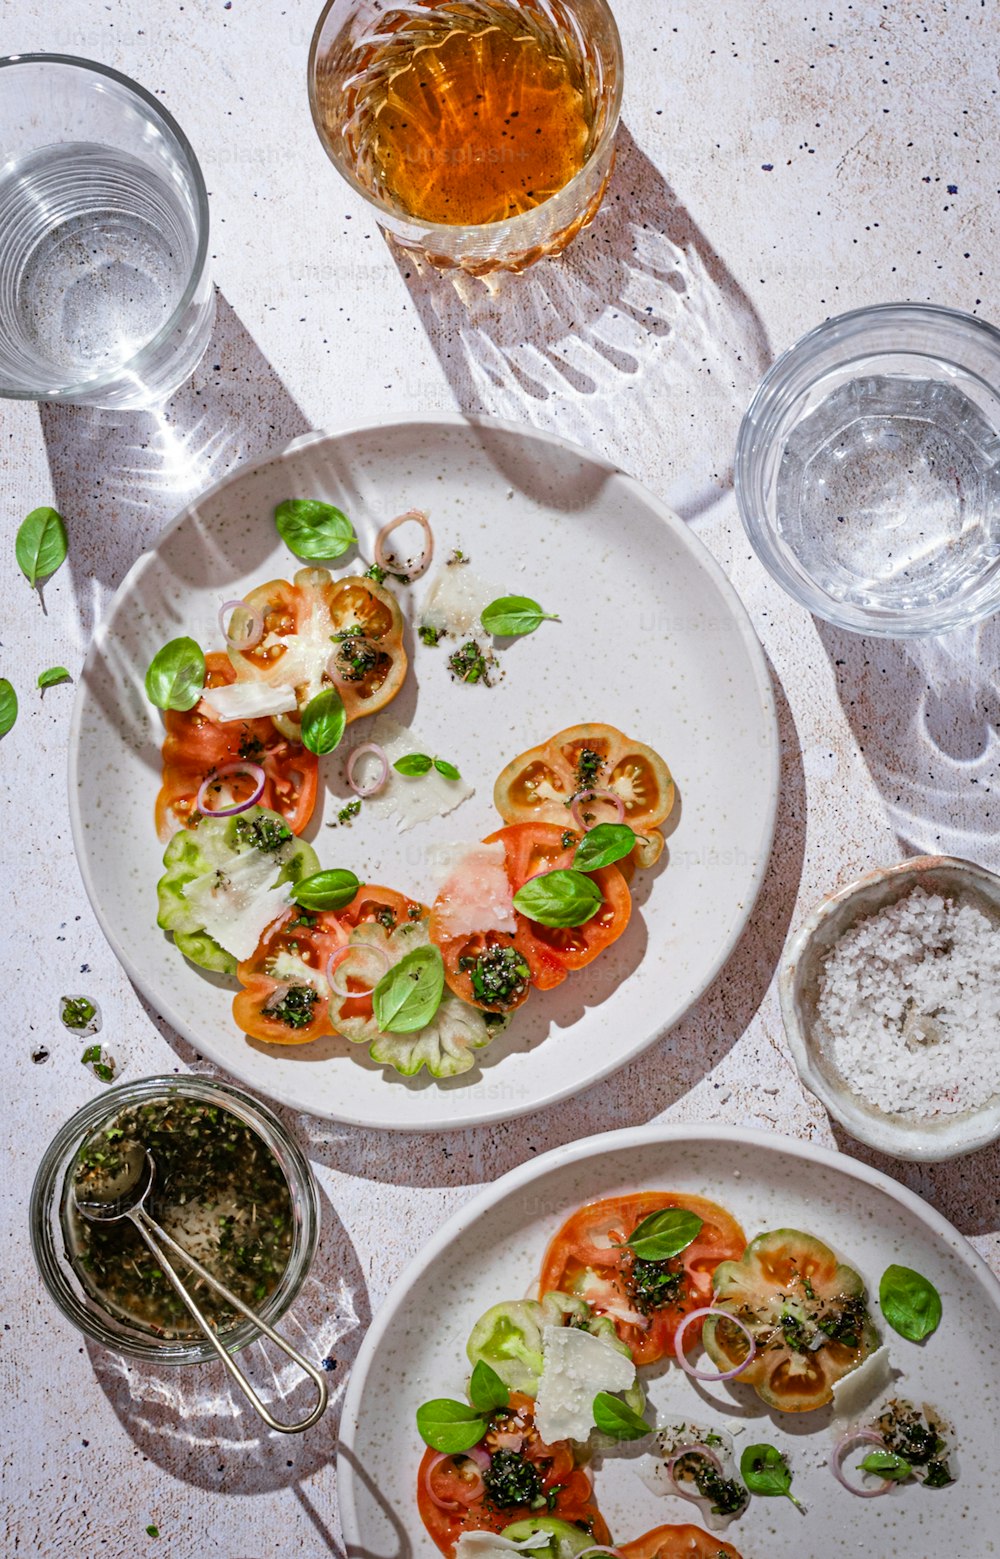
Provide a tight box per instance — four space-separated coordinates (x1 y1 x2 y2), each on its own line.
879 1264 942 1342
0 679 17 737
415 1398 487 1454
38 666 71 690
627 1208 703 1261
512 868 602 928
573 822 635 872
481 595 559 637
292 869 360 912
274 498 356 561
592 1392 651 1441
739 1444 803 1509
394 752 433 776
860 1450 912 1481
16 506 68 587
468 1359 510 1414
145 638 206 712
434 758 461 781
373 945 445 1034
300 688 346 755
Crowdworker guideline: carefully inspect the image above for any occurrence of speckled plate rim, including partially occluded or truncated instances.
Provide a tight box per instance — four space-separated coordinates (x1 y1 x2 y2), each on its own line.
67 413 779 1130
337 1121 1000 1550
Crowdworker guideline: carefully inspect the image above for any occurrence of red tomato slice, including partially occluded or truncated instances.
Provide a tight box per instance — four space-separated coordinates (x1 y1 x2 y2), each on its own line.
156 653 318 840
538 1192 747 1367
620 1525 743 1559
485 823 632 975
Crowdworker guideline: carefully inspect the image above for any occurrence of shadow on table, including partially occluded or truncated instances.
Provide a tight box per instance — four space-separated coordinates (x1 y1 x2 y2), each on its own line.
815 614 1000 871
831 1123 1000 1240
37 288 312 638
390 125 771 521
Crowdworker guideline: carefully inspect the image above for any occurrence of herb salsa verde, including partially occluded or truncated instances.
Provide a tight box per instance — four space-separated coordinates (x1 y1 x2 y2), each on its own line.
64 1096 293 1339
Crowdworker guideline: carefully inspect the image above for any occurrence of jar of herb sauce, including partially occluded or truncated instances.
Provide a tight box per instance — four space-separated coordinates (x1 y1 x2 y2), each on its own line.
30 1077 319 1363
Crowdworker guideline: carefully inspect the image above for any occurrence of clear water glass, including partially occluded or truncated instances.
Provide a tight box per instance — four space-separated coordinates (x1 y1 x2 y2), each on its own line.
736 304 1000 636
0 55 214 409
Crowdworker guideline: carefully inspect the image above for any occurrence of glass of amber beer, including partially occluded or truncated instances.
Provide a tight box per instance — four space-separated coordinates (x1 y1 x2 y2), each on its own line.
308 0 623 274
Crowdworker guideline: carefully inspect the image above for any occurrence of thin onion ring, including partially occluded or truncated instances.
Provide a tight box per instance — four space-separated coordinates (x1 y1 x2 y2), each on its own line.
666 1442 725 1500
673 1306 756 1381
375 508 434 581
327 942 390 998
422 1452 484 1512
829 1429 894 1498
218 598 263 650
465 1446 491 1472
570 788 626 830
196 762 266 818
347 742 389 798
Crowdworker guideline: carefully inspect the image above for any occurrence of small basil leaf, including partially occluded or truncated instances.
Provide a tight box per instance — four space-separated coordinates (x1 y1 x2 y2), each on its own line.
879 1264 942 1342
16 506 68 587
38 666 71 690
373 944 445 1034
627 1208 703 1262
591 1392 651 1441
434 757 460 780
739 1443 803 1510
512 868 602 928
145 638 206 712
0 679 17 737
300 688 347 755
468 1359 510 1414
573 822 635 872
481 595 559 637
274 498 356 561
860 1450 912 1482
394 752 433 776
415 1398 488 1454
292 869 360 912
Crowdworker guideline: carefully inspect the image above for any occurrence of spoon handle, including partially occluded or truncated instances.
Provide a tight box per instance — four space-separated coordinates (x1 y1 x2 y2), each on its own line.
128 1209 328 1434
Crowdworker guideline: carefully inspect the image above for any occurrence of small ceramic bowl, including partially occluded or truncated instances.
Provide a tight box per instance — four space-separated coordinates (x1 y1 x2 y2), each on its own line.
779 855 1000 1161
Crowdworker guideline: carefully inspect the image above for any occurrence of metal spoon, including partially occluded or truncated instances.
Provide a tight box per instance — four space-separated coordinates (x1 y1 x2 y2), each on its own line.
73 1146 328 1434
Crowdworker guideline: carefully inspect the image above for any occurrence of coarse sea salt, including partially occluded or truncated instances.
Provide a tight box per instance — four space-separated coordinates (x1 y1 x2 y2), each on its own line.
815 885 1000 1118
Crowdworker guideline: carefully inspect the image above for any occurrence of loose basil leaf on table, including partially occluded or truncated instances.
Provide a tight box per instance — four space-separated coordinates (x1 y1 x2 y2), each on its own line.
626 1207 703 1261
394 752 433 776
592 1392 651 1441
434 758 461 780
739 1443 804 1510
145 638 206 713
16 506 68 588
38 666 71 690
468 1359 510 1414
292 869 360 912
373 944 445 1034
274 498 356 561
860 1450 912 1481
481 595 559 637
573 822 635 872
879 1264 942 1341
512 868 602 928
300 688 347 755
0 678 17 737
416 1397 488 1454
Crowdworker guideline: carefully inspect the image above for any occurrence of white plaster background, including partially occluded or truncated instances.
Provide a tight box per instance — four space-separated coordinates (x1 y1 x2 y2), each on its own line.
1 0 998 1553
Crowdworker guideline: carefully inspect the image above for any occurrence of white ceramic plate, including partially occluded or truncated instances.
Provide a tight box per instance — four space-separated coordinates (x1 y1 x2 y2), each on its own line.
338 1124 1000 1557
69 416 778 1130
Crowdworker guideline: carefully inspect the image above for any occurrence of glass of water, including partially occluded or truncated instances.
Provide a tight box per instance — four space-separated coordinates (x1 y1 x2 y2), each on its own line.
0 54 214 409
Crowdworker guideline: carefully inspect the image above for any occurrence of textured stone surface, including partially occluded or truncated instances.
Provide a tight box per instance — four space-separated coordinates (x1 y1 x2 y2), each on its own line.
1 0 998 1553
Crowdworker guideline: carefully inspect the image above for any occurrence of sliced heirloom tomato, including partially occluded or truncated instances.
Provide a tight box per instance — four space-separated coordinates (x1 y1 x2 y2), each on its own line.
155 653 318 840
493 722 675 869
233 885 421 1046
702 1228 879 1413
227 567 407 739
537 1192 746 1368
417 1392 608 1559
619 1525 743 1559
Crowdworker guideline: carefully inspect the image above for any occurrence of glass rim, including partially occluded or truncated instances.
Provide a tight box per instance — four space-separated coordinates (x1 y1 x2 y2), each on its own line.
0 52 211 402
305 0 624 239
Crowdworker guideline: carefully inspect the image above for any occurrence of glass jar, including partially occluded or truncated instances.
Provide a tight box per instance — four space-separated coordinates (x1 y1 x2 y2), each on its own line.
30 1075 319 1364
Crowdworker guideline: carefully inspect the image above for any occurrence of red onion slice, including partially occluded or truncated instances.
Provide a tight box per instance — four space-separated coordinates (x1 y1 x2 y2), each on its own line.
464 1446 491 1472
347 741 389 798
829 1429 894 1498
375 508 434 581
218 598 263 651
327 942 390 998
666 1442 725 1499
674 1306 756 1381
421 1452 485 1512
196 762 266 818
569 788 626 831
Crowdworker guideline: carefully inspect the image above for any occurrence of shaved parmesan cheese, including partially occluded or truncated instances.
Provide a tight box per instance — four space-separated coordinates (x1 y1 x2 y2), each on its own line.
360 715 474 833
534 1324 635 1445
200 682 298 722
831 1344 896 1419
420 564 503 636
432 841 516 938
182 849 292 961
